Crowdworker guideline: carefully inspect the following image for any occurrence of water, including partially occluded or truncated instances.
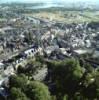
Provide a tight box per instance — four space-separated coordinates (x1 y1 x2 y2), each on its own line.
27 3 65 9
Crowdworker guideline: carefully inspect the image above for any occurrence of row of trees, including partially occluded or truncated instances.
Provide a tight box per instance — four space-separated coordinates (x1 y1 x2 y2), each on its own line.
47 58 99 100
8 74 51 100
3 57 99 100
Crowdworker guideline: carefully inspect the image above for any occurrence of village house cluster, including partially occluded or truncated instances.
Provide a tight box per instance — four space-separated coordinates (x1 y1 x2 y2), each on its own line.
0 7 99 97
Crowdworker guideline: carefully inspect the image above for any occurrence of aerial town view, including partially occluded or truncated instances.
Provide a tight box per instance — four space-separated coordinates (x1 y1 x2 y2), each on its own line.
0 0 99 100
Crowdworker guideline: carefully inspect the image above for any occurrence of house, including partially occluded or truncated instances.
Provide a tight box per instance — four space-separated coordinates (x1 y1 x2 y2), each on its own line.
24 46 38 58
44 46 59 56
93 50 99 58
73 49 88 55
0 45 3 54
24 48 35 57
85 40 91 48
0 62 4 72
73 49 92 56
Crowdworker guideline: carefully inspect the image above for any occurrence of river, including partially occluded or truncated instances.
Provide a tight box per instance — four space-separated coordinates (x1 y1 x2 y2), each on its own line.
27 3 65 9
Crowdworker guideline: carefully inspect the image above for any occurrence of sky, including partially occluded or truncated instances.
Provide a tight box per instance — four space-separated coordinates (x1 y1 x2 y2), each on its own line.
0 0 99 4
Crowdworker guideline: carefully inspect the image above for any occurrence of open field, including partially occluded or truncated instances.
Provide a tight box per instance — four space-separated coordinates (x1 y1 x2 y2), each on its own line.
24 10 99 23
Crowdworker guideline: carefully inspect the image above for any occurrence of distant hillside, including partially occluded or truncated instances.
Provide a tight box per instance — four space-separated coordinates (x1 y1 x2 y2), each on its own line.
0 2 99 10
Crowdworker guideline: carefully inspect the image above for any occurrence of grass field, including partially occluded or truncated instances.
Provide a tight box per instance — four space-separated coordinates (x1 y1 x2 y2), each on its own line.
24 10 99 23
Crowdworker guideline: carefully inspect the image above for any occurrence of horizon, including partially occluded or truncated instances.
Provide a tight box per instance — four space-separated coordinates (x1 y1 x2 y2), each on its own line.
0 0 99 4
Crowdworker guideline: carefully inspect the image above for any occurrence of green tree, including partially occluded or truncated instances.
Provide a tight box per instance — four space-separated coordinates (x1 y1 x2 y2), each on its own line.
17 61 42 80
17 65 25 74
48 59 85 99
25 61 42 80
26 81 51 100
82 70 99 99
9 74 28 91
9 87 29 100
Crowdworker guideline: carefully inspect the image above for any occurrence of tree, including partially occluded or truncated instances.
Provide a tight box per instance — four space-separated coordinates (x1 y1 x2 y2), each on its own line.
82 82 97 99
26 81 51 100
26 61 41 74
9 87 29 100
82 70 99 99
9 74 28 91
17 65 25 74
17 60 44 80
48 58 85 99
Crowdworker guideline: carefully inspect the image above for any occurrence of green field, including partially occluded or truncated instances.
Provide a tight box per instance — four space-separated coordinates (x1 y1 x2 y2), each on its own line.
24 9 99 23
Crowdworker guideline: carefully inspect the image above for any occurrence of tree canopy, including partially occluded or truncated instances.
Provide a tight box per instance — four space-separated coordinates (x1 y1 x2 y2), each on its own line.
26 81 51 100
9 87 29 100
